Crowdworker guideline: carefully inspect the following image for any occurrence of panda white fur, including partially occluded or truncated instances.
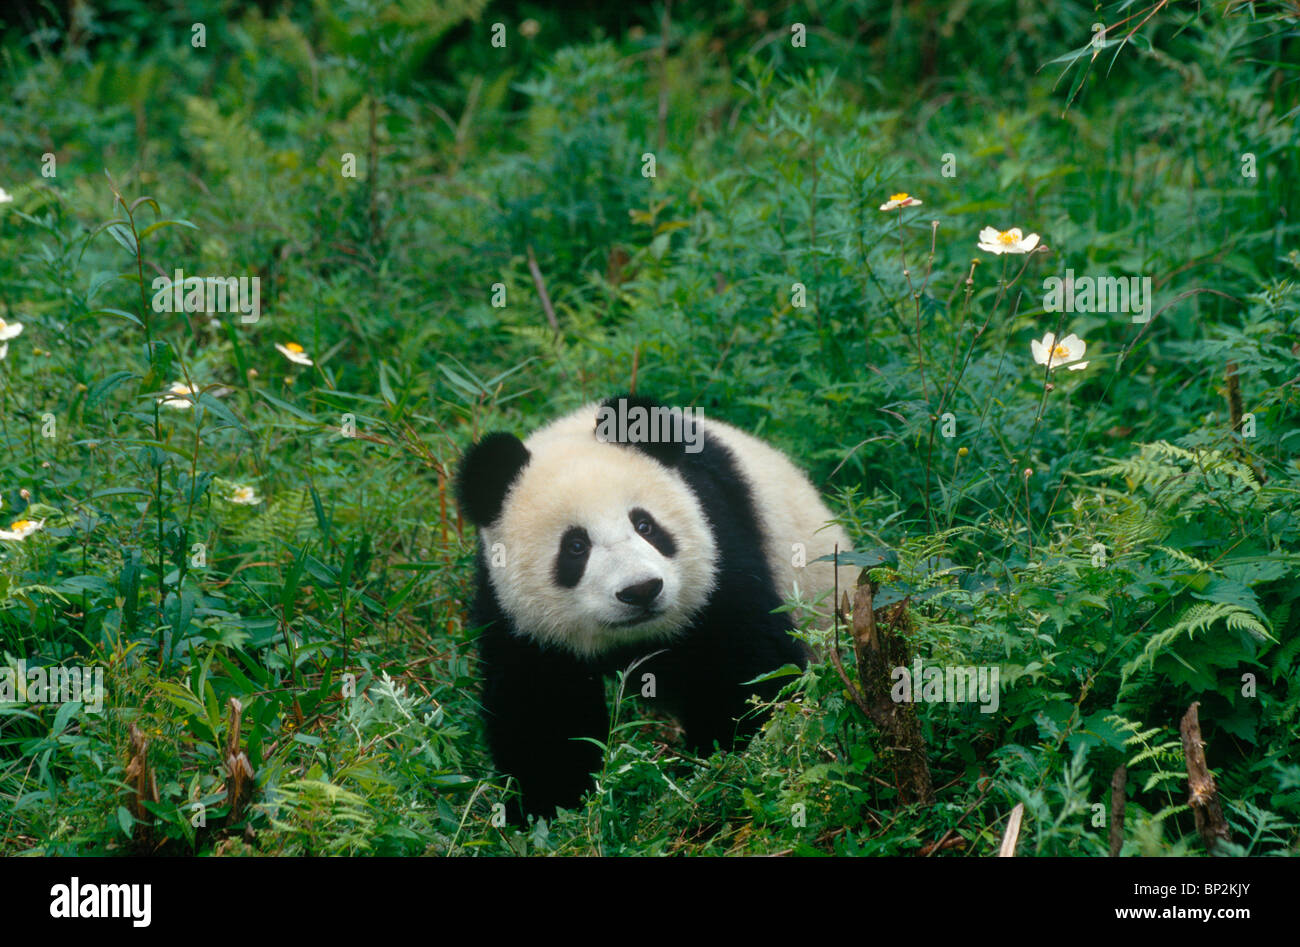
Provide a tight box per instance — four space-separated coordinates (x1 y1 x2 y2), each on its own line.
456 394 854 820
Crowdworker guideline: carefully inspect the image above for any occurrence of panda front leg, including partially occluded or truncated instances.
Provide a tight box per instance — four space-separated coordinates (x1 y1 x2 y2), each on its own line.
656 607 809 758
479 628 609 822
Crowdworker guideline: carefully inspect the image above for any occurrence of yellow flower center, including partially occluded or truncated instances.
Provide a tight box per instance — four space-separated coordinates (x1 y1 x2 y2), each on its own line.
889 193 910 203
10 520 31 530
286 343 304 353
998 230 1019 244
1052 344 1071 359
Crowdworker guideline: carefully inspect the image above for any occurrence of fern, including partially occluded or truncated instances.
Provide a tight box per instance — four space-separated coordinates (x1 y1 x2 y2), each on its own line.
1087 440 1260 509
1109 714 1186 806
1123 602 1274 681
242 489 316 549
1148 802 1192 824
1087 448 1186 492
1154 545 1219 575
893 526 977 585
266 778 377 855
1099 496 1170 552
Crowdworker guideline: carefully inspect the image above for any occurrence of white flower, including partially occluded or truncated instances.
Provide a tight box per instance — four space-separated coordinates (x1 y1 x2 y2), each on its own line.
275 342 313 366
158 382 199 408
0 188 13 204
978 226 1040 255
0 343 7 361
880 192 923 211
0 318 23 341
228 485 261 505
1031 332 1089 371
0 518 44 541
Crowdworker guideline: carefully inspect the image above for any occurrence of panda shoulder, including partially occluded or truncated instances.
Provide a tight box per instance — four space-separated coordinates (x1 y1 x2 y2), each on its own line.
698 415 811 484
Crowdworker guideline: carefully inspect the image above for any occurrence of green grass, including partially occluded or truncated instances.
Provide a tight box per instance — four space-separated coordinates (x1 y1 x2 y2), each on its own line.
0 0 1297 856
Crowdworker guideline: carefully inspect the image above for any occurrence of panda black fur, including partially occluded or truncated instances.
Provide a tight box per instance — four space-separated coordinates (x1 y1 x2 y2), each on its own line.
456 395 854 821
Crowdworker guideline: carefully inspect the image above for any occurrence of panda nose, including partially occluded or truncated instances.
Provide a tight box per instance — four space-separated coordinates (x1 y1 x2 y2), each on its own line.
616 578 663 608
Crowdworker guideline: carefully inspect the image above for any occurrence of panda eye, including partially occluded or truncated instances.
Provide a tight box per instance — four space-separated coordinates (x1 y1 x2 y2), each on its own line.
633 515 654 537
560 529 590 558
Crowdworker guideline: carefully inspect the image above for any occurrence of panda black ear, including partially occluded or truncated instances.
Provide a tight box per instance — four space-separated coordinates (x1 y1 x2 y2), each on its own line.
456 432 530 527
594 393 695 468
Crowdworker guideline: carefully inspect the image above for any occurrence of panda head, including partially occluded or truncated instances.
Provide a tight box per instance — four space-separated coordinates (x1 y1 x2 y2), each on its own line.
456 405 718 658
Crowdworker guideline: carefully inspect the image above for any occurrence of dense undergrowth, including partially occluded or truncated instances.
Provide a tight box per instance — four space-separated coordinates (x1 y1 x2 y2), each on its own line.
0 0 1298 855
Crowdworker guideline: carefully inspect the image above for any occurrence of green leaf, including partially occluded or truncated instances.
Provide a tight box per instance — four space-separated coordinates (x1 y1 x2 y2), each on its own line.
742 663 804 686
309 486 331 546
86 370 138 410
105 223 138 256
195 392 245 432
139 218 199 240
85 270 124 304
88 307 144 327
378 361 397 407
51 700 81 737
128 195 161 216
257 389 319 423
156 680 208 720
90 487 151 499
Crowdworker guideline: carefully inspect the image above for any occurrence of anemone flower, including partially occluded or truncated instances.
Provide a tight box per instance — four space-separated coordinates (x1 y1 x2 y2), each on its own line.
978 226 1040 255
275 342 313 366
1031 332 1089 371
879 192 923 211
228 485 262 505
0 518 44 541
159 382 199 408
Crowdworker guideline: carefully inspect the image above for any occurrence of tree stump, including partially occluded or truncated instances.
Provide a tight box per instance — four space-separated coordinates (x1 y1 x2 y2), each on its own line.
1179 702 1232 855
830 580 935 806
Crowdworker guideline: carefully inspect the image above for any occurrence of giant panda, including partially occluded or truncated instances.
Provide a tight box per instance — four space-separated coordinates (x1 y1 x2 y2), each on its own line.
455 394 855 821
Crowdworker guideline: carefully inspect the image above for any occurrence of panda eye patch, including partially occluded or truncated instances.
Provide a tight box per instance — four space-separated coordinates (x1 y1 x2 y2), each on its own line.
630 508 676 557
553 526 592 588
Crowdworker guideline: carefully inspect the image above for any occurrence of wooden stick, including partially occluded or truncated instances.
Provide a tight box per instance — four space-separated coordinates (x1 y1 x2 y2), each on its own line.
1109 764 1126 856
525 244 559 337
1225 361 1243 431
1179 702 1232 855
124 723 159 848
224 697 255 823
657 0 671 156
998 803 1024 857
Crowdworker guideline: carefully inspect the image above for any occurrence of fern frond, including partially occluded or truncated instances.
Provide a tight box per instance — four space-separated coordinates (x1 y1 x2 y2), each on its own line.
1141 769 1187 792
1123 602 1273 681
1128 740 1182 769
1092 496 1169 552
1154 545 1219 574
1122 727 1166 748
243 489 316 549
1149 803 1191 825
1087 440 1260 502
1106 714 1140 733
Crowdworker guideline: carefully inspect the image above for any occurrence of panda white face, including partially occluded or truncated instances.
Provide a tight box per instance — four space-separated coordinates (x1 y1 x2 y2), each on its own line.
480 441 719 659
